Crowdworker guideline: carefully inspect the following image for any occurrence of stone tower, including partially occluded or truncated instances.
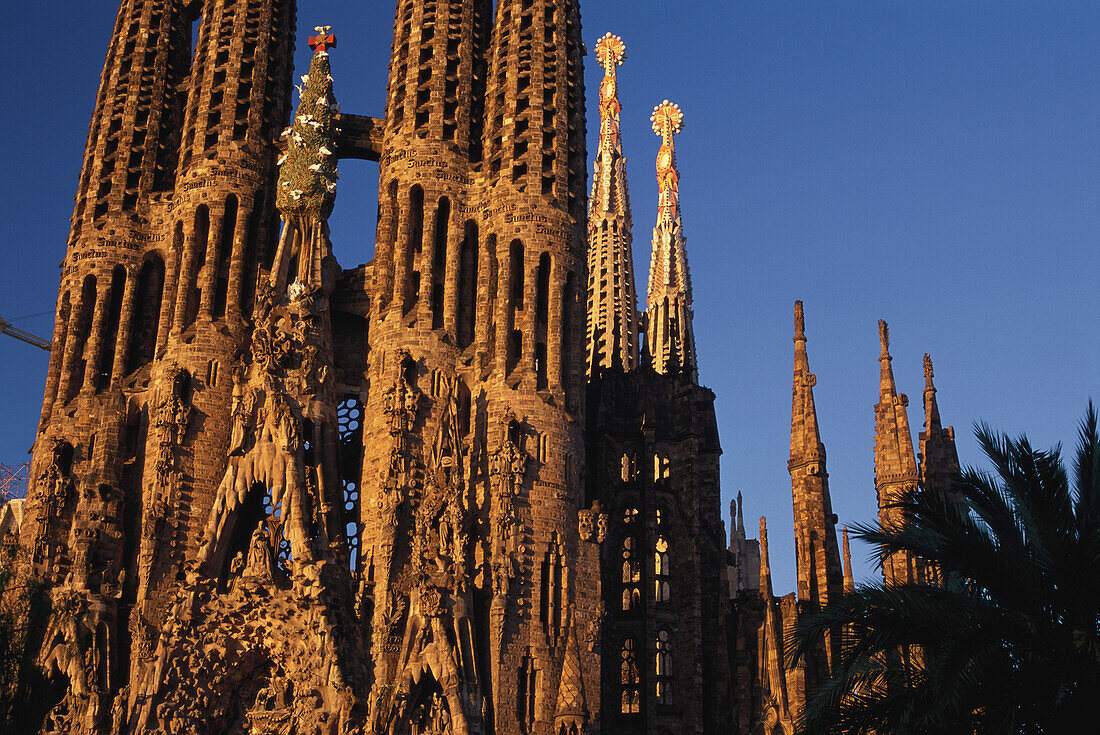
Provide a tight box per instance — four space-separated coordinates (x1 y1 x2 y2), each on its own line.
919 354 961 501
586 33 639 376
356 0 596 733
788 302 843 667
585 94 732 734
644 101 695 381
873 320 922 586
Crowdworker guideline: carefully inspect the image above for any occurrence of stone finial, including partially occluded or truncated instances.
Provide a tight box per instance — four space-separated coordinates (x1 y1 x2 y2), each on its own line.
794 300 805 341
878 319 890 359
924 353 935 387
595 33 626 71
652 100 685 141
309 26 336 54
652 101 684 225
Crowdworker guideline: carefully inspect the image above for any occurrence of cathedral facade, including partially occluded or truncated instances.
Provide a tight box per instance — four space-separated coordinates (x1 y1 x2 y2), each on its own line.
4 2 960 734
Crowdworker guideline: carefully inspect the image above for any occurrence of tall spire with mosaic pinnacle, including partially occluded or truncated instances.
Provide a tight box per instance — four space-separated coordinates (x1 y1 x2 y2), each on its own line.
645 100 697 381
873 320 921 585
586 33 640 376
788 302 844 615
271 26 340 291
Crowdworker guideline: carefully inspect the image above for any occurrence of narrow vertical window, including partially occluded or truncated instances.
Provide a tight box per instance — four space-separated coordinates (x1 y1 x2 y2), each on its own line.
213 194 237 319
127 255 165 373
338 396 365 573
431 197 449 329
535 252 550 389
457 220 479 348
97 266 126 390
518 651 538 733
654 537 671 603
404 185 424 314
621 507 641 611
655 630 672 704
620 638 641 714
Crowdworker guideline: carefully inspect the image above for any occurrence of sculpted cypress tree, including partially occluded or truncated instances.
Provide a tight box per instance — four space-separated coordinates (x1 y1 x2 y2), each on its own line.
790 405 1100 734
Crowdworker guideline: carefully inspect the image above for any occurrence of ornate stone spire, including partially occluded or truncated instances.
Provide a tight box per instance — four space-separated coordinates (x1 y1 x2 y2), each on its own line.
919 353 961 499
554 615 589 731
873 320 921 585
842 527 855 594
789 302 843 612
587 33 640 376
759 516 774 600
271 27 340 290
645 100 697 381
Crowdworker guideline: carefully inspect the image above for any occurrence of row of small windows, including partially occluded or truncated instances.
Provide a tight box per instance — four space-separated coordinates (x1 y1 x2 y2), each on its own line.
620 631 675 714
620 506 674 610
620 452 672 483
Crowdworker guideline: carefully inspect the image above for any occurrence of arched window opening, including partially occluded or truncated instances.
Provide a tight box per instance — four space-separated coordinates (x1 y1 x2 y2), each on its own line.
338 396 364 573
402 354 418 388
457 220 479 349
655 630 673 704
404 185 424 314
654 537 671 603
430 197 449 330
66 275 97 401
127 255 165 374
173 369 193 405
57 442 75 477
621 507 641 612
620 453 637 483
620 638 641 714
653 454 670 481
97 266 127 390
213 194 237 320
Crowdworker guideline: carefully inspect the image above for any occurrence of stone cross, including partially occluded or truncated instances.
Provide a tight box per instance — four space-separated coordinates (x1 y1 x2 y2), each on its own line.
309 26 336 53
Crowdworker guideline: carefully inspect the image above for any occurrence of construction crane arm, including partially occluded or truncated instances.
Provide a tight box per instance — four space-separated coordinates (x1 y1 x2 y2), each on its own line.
0 317 51 351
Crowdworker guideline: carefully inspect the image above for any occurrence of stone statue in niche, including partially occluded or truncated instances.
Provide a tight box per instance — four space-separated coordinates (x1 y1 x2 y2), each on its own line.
389 585 473 735
33 439 75 562
151 366 192 484
244 524 275 583
199 384 313 574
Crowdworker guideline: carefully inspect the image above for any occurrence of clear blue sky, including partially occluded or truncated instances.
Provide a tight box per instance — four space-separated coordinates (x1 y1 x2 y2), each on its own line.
1 1 1097 594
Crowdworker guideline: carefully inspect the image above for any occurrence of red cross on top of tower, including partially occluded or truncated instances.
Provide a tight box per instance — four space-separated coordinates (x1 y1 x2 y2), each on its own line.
309 25 337 54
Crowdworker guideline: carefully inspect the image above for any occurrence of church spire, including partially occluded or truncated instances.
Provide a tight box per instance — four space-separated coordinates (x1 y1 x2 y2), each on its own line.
586 33 640 376
873 320 921 585
919 353 961 499
842 527 855 594
789 302 843 660
645 101 697 381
